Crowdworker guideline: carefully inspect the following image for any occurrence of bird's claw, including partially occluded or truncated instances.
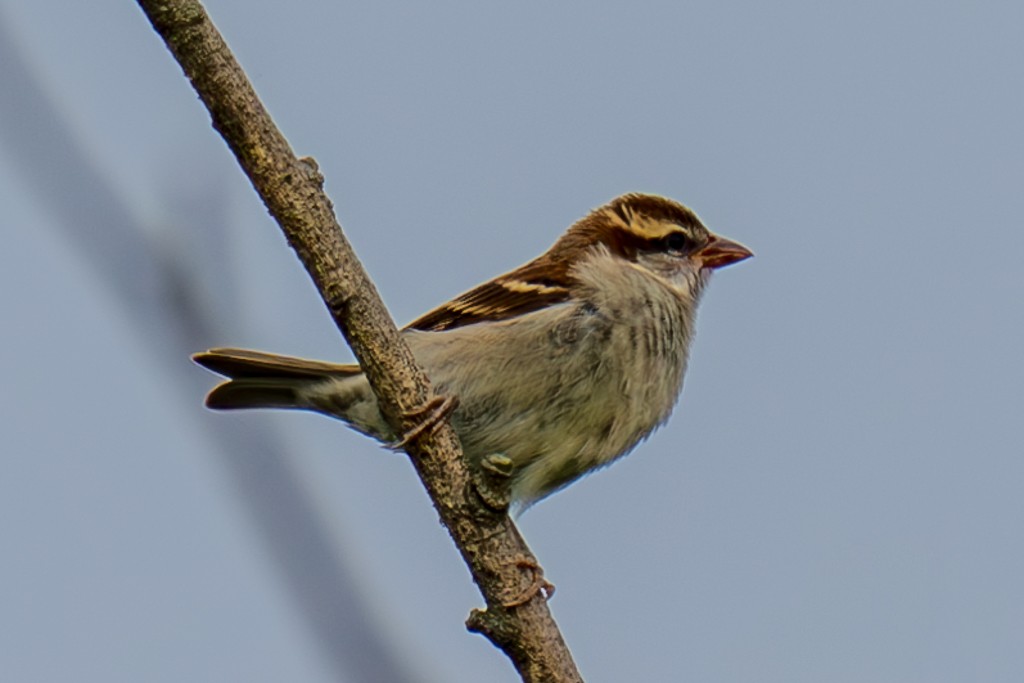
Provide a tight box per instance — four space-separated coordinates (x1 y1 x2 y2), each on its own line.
391 394 459 450
501 555 555 608
472 453 514 511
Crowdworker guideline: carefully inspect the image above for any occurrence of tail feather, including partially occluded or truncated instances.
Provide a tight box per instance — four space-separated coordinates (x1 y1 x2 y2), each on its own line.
193 347 360 379
205 379 303 410
193 348 361 411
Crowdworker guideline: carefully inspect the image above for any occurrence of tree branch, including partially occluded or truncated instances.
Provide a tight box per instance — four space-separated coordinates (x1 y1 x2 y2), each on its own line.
135 1 582 680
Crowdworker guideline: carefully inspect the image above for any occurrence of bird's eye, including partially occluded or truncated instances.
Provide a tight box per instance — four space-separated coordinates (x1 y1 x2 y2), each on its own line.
662 232 689 252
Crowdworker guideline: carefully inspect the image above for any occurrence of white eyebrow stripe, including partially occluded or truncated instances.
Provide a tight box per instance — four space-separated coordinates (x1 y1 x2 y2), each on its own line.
627 215 683 240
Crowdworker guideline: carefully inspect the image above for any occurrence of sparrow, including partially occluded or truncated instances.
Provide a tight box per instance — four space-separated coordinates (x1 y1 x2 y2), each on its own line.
194 193 752 509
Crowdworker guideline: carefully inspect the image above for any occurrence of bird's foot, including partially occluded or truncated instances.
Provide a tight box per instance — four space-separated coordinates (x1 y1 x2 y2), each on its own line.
473 453 514 511
501 555 555 608
391 394 459 450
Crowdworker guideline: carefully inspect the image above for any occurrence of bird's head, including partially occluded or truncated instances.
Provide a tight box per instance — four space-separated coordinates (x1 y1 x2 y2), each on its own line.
553 193 753 290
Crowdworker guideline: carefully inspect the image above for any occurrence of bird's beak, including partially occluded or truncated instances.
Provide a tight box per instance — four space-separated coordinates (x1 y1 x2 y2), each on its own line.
695 235 753 270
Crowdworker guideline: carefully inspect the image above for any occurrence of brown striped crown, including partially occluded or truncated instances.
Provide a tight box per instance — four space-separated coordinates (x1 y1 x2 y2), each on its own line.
405 193 712 332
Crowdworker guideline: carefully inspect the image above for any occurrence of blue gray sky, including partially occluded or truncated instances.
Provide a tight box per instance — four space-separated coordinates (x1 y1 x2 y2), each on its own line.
2 1 1022 682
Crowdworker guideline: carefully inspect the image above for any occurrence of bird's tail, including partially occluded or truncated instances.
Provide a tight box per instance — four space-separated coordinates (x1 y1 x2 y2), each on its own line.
192 348 361 411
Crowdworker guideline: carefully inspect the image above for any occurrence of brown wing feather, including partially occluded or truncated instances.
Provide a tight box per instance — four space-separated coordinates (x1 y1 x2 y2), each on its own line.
405 259 574 331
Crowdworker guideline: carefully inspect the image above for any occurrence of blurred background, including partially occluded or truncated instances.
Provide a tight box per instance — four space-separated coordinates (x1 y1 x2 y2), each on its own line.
1 1 1022 681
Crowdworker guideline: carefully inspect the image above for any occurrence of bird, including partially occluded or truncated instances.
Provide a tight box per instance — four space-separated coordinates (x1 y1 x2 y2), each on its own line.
193 193 752 509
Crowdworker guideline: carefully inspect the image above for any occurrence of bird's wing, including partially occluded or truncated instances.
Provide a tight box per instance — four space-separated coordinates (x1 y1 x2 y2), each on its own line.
405 259 573 331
